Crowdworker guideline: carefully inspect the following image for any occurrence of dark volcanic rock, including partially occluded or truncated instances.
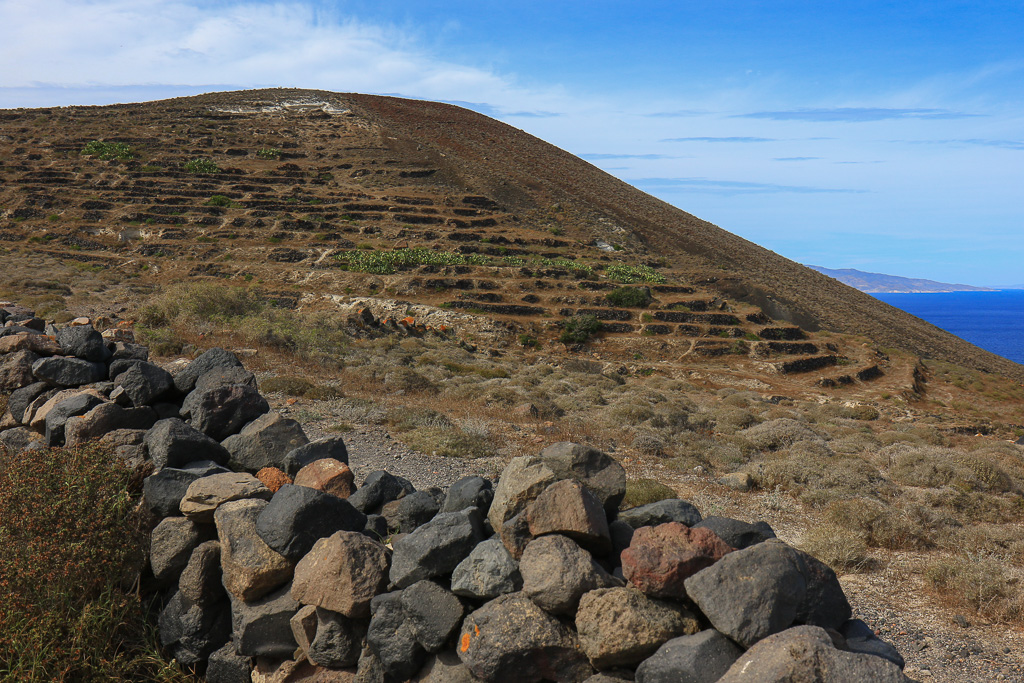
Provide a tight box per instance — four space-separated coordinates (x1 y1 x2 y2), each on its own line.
527 478 611 555
113 361 174 406
617 498 702 529
222 411 308 472
282 434 349 476
308 607 366 668
158 590 231 668
451 537 523 600
255 483 367 561
229 583 301 658
539 441 627 515
716 625 911 682
390 508 486 588
381 488 443 533
693 516 776 549
367 590 427 681
457 592 592 683
173 347 245 394
64 402 157 446
440 475 494 515
348 469 415 514
683 539 850 649
183 383 270 442
841 618 906 669
44 391 105 445
401 580 465 653
7 381 50 423
142 460 231 517
32 356 106 387
56 324 111 362
634 629 744 683
145 418 231 470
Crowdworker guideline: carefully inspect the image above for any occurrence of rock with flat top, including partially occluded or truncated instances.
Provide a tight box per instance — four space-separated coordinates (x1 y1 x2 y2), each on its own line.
527 479 611 554
222 412 308 473
539 441 626 514
293 457 355 498
634 629 743 683
181 472 272 522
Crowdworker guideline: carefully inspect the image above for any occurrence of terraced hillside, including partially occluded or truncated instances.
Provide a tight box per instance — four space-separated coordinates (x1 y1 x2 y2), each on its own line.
0 88 1020 392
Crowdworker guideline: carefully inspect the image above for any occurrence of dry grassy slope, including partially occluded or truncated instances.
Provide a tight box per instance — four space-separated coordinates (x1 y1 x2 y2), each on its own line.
342 92 1024 382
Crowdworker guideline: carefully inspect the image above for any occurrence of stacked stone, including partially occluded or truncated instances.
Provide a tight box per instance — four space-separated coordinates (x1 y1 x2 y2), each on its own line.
0 303 910 682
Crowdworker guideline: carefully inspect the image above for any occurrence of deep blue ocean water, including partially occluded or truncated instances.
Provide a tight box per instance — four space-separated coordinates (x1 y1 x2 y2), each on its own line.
872 290 1024 365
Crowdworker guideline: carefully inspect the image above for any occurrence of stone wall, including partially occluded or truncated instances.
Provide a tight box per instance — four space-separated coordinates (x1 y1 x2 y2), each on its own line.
0 301 910 682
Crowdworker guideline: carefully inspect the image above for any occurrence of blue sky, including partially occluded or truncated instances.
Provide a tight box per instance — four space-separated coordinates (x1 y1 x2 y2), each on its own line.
2 1 1022 285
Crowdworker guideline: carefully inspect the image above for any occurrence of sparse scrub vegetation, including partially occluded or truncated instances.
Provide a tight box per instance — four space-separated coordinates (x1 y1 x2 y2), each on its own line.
605 263 666 283
183 157 219 174
621 478 678 509
0 444 190 681
559 313 603 344
81 140 134 161
605 286 651 308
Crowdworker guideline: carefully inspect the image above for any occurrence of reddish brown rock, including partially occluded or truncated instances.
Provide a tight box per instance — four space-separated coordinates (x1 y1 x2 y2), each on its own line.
294 458 355 499
0 333 61 356
291 530 389 618
526 479 611 554
621 522 734 599
258 466 293 493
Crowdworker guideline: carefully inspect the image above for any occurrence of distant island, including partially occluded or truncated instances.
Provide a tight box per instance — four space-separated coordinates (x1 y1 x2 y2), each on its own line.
808 266 997 294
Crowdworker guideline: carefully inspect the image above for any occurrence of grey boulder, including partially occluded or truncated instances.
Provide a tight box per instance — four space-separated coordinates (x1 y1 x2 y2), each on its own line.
635 629 743 683
451 537 523 600
145 418 231 470
282 434 349 476
255 483 367 561
222 411 308 473
520 534 619 615
389 508 486 588
618 498 702 529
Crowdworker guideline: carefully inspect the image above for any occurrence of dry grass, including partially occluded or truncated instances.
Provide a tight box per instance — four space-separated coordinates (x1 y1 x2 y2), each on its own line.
622 478 678 509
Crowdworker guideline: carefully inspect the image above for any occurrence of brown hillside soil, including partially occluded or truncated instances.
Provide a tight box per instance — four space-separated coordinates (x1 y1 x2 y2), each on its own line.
2 89 1024 681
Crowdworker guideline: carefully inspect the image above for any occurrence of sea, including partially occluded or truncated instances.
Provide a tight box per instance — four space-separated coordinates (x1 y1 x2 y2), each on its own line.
872 290 1024 366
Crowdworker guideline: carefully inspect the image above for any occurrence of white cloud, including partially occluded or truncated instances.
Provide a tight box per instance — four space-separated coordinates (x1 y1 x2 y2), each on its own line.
0 0 537 105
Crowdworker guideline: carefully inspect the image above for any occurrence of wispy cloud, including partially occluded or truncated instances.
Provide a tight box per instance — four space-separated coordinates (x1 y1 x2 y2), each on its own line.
736 107 979 122
644 110 706 118
581 153 679 160
773 156 820 161
661 136 776 143
896 138 1024 150
631 177 867 195
502 110 563 118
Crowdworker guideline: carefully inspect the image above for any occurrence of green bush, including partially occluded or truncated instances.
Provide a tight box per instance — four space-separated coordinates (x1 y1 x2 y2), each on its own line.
0 444 189 681
605 263 666 284
559 313 603 345
81 140 134 161
205 195 236 207
605 287 650 308
336 248 490 274
183 158 220 174
257 147 281 159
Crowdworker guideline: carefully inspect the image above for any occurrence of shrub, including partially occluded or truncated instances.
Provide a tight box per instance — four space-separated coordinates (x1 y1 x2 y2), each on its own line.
800 524 868 572
925 552 1023 622
81 140 134 161
605 263 666 284
261 375 343 400
884 445 1014 493
336 248 490 274
559 313 603 345
605 286 651 308
257 147 281 159
825 498 935 550
0 444 189 680
621 478 677 509
183 158 219 174
205 195 236 207
739 418 823 451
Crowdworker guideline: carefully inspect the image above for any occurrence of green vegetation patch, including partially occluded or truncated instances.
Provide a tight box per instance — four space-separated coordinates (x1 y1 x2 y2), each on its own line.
0 444 189 681
606 263 666 284
257 147 281 160
81 140 135 161
261 375 344 400
183 158 220 174
335 248 490 275
559 313 603 345
605 286 651 308
205 195 238 208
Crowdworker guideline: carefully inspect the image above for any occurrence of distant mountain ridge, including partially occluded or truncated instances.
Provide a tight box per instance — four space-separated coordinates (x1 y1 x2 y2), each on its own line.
807 266 996 294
